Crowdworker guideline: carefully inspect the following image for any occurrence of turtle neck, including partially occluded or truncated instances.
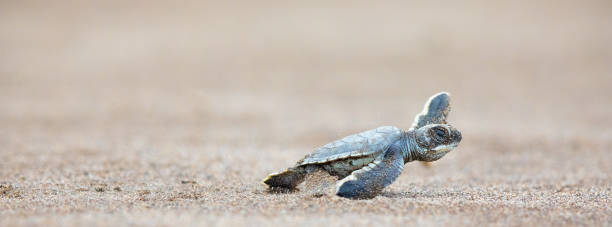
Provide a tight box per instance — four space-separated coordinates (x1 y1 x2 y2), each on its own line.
402 130 421 163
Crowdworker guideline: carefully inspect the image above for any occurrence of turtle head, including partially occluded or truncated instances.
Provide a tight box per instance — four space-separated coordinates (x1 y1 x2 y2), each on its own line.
413 124 462 162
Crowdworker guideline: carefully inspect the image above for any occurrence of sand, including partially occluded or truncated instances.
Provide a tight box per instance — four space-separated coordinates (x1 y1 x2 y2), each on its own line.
1 1 611 226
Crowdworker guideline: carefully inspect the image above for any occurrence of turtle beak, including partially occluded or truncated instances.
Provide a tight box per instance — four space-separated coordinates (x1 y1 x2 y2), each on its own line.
431 143 457 154
424 143 456 161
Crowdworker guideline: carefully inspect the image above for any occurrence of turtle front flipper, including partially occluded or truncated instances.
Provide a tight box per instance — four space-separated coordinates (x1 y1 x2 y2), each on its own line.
335 146 404 199
263 166 308 189
411 92 451 130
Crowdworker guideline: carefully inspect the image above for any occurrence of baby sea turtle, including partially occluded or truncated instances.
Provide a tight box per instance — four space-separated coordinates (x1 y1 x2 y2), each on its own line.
263 92 462 199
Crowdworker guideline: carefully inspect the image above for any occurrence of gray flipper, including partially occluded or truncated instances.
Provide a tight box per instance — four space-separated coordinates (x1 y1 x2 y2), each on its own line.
411 92 451 130
335 146 404 199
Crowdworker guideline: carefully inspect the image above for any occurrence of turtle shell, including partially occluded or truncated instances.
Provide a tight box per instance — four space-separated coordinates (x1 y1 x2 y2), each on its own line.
298 126 403 165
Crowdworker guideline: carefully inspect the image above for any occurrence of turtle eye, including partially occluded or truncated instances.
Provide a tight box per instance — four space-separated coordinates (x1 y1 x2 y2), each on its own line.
434 128 446 138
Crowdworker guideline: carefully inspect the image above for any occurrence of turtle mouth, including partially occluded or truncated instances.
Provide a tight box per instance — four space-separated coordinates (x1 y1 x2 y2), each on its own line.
420 143 457 162
431 142 459 155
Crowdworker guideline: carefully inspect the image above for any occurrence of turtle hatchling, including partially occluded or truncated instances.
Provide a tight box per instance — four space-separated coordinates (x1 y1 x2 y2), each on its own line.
263 92 462 199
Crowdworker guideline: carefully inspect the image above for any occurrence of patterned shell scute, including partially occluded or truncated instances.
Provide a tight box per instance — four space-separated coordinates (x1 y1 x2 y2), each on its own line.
299 126 403 165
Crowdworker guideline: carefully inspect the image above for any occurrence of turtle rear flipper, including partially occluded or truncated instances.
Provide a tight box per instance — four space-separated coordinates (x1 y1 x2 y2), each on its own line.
263 167 307 189
335 145 404 199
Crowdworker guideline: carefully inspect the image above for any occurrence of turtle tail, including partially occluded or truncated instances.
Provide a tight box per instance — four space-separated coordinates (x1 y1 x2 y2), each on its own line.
263 167 307 189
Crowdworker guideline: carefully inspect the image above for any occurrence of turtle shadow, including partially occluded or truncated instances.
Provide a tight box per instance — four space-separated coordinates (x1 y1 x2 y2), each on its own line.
265 187 299 194
379 191 419 199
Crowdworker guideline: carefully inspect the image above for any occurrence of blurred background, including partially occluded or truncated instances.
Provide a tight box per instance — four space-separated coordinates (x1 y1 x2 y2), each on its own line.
2 1 611 138
0 0 611 225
